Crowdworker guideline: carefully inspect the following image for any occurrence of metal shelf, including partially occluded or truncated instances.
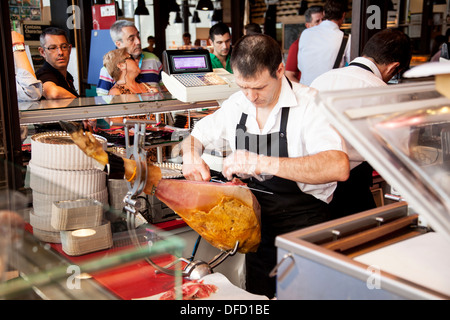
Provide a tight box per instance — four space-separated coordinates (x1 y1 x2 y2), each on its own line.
19 93 218 125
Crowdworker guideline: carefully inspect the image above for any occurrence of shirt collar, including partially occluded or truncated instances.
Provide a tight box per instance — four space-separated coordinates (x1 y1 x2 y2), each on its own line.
43 61 73 81
277 76 298 109
240 76 297 132
351 57 383 80
320 20 340 30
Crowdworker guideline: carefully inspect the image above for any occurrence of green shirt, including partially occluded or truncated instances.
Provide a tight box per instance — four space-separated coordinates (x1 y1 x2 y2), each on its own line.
210 53 233 73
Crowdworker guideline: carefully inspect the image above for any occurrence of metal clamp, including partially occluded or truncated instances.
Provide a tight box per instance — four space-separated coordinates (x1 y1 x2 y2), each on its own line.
269 252 294 278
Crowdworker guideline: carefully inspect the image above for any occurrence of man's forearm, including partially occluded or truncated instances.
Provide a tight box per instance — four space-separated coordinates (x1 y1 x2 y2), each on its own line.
181 135 204 161
43 82 77 100
260 150 350 184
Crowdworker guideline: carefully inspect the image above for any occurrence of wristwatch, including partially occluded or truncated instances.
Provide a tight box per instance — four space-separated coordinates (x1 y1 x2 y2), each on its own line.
13 43 25 52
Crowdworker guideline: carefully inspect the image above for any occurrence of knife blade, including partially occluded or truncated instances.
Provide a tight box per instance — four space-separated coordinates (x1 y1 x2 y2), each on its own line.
210 178 274 195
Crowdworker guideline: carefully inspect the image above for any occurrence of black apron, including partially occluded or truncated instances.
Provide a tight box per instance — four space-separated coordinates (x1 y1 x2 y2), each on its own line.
328 61 377 218
235 95 330 298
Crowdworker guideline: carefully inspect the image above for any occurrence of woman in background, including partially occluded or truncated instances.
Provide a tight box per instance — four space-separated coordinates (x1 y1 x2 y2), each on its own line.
103 48 159 95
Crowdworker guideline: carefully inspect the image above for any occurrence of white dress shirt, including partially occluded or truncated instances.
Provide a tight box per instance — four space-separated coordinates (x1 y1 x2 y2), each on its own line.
310 57 386 169
297 20 351 86
191 77 345 203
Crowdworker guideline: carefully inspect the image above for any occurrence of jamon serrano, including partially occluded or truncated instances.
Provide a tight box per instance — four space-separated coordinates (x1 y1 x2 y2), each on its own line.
159 279 218 300
59 121 261 253
156 178 261 253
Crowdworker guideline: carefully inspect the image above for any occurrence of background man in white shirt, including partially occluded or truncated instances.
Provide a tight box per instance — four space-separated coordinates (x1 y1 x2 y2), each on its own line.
297 0 350 86
181 34 349 298
311 29 412 218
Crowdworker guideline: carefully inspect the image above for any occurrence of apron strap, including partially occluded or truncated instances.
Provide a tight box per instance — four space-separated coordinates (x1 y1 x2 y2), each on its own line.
279 107 290 157
348 62 374 73
237 112 248 132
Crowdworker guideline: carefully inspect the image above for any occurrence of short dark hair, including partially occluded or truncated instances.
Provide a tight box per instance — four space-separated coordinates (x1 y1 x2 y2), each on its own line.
305 6 323 23
40 27 69 47
324 0 348 21
231 34 282 79
209 22 230 41
362 29 412 72
244 23 262 35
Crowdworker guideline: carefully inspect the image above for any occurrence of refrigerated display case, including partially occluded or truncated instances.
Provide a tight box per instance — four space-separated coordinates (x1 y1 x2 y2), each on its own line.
275 81 450 300
0 92 222 300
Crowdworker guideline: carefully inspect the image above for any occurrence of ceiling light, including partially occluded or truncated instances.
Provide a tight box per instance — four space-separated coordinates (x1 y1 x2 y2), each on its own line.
196 0 214 11
134 0 149 15
192 11 201 23
174 11 183 23
168 0 180 12
211 9 222 22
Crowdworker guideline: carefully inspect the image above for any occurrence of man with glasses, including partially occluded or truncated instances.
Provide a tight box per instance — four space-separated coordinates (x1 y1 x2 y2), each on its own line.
36 27 78 99
96 20 163 96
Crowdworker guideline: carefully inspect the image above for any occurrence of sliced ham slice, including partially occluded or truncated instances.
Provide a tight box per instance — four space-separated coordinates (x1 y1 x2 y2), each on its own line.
159 280 218 300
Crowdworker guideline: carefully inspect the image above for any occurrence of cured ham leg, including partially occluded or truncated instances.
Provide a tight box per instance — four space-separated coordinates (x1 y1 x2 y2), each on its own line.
59 121 261 253
59 121 162 192
156 178 261 253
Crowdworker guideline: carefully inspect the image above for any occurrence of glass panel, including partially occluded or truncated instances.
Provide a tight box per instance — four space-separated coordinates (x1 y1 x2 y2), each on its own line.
0 156 184 300
318 82 450 239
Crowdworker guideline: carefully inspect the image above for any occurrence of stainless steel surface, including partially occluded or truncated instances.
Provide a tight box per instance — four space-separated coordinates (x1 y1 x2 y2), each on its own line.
275 81 450 300
154 162 183 179
276 203 449 300
317 81 450 240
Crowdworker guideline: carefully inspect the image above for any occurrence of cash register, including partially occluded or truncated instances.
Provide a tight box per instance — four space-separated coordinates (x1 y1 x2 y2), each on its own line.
161 49 239 103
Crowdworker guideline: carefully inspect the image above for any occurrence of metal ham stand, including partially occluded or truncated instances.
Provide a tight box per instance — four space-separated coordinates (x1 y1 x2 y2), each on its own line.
121 119 239 280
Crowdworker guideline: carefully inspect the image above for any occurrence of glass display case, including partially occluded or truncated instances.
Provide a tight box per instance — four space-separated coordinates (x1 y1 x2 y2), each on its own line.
0 93 223 300
0 157 186 300
275 81 450 300
18 92 218 125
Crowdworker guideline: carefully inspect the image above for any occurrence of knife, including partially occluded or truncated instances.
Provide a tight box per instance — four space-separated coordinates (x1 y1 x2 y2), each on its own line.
210 178 274 195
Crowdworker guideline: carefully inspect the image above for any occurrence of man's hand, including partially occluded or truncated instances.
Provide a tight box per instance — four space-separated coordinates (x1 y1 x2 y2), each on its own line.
182 153 211 181
180 135 210 181
222 150 268 181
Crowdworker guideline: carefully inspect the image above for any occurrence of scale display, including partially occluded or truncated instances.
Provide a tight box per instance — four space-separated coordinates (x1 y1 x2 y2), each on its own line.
164 49 212 75
172 55 208 72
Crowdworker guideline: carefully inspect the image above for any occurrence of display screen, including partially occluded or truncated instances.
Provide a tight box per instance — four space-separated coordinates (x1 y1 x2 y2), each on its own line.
173 56 207 70
169 55 211 74
164 49 213 74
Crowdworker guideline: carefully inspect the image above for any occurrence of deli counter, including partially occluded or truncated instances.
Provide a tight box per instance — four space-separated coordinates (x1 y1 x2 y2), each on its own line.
1 92 252 300
275 81 450 300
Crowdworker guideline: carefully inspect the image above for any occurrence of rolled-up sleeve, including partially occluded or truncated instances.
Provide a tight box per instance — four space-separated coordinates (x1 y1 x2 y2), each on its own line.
16 68 42 101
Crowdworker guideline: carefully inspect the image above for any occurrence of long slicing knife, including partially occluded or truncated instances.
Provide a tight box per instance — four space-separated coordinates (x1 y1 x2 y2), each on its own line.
210 178 274 195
